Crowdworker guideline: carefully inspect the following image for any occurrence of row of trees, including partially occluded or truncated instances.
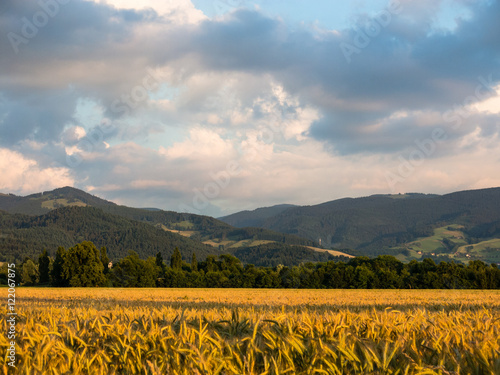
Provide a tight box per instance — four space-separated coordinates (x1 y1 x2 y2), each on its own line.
1 241 499 289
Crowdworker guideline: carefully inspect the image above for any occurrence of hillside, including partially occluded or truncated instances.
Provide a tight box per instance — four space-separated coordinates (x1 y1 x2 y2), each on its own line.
0 187 230 234
0 188 325 266
0 186 116 216
231 243 348 267
219 204 297 228
0 187 310 246
225 188 500 263
0 206 220 263
4 186 499 265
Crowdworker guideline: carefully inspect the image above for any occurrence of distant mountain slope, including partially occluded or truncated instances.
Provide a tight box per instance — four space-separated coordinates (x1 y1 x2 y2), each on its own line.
0 206 220 263
4 186 499 264
0 206 327 266
0 188 319 265
0 187 237 234
219 204 297 228
243 188 500 261
0 186 116 216
0 186 235 235
0 187 318 247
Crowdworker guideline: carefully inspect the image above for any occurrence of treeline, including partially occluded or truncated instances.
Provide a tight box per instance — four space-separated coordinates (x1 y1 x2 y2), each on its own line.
1 241 499 289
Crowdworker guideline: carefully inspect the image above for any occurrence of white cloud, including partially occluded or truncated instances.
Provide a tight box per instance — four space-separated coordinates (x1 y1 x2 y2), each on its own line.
62 126 87 144
282 107 320 141
0 149 74 195
130 179 179 189
475 85 500 114
60 124 500 217
86 184 122 192
160 128 236 160
91 0 207 24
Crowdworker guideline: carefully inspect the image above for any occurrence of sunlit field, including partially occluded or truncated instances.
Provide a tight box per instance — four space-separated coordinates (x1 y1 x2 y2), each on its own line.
2 288 500 374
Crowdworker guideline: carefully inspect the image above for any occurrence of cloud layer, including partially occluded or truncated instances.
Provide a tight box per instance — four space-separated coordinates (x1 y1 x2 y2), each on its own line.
0 0 499 215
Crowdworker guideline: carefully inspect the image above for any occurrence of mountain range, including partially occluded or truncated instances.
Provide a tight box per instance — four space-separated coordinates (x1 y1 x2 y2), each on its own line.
0 187 331 266
1 186 499 265
220 188 500 264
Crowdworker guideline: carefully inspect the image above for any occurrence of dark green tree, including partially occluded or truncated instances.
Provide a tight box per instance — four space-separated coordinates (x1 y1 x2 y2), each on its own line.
354 265 375 288
111 251 159 287
100 246 110 275
205 255 216 272
38 249 51 284
191 252 198 272
170 247 182 270
63 241 106 287
280 266 301 288
155 251 166 286
110 252 137 287
21 259 38 286
0 263 9 285
142 257 160 287
219 254 242 273
156 252 165 269
205 271 225 287
51 246 69 287
156 252 168 274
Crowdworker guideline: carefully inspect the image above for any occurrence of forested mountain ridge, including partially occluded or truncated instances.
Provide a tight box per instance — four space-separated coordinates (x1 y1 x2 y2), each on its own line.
0 206 221 263
0 186 116 215
2 186 500 265
0 206 332 266
0 187 228 234
0 188 324 265
0 187 311 246
221 188 500 263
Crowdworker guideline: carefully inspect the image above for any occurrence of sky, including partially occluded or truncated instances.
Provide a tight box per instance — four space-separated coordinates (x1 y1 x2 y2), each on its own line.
0 0 499 217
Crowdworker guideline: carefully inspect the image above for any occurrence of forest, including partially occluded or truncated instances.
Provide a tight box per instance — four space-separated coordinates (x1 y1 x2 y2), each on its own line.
0 205 319 265
3 240 499 289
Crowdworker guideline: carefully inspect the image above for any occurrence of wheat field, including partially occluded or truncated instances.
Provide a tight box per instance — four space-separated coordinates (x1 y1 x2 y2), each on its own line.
1 288 499 374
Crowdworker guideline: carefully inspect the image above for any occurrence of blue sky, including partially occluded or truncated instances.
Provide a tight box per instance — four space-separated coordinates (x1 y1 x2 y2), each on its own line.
196 0 470 31
0 0 499 216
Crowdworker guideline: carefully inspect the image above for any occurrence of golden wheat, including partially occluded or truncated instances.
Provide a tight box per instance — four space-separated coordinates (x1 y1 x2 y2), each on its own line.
1 288 499 374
